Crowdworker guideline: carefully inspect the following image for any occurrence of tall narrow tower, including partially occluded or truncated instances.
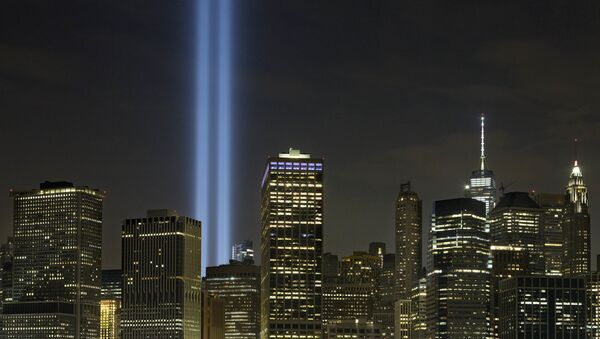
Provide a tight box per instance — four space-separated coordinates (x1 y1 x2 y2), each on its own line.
466 114 497 216
260 148 324 339
563 159 591 275
395 182 422 299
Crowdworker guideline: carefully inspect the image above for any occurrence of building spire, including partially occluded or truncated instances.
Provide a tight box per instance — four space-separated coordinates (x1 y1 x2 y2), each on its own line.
480 113 486 171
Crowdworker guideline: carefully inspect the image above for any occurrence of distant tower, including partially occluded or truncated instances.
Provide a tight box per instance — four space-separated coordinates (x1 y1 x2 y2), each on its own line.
231 240 254 264
121 209 202 338
395 182 422 300
260 148 324 339
563 159 591 275
465 113 497 216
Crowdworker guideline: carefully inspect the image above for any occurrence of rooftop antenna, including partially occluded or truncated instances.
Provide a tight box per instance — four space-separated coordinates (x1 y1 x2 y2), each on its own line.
574 138 579 167
480 113 486 172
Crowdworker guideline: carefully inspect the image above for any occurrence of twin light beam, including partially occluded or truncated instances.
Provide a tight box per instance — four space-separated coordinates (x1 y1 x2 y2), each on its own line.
196 0 233 272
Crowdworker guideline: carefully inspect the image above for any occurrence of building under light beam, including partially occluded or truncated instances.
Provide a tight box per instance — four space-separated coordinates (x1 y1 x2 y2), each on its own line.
121 209 202 338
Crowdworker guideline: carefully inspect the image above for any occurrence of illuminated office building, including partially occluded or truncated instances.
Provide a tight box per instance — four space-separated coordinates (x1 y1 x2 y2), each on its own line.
322 252 379 325
205 262 261 339
498 276 586 338
3 181 104 339
490 192 545 278
260 148 324 339
232 240 254 264
465 114 497 217
531 192 566 276
489 192 544 336
101 270 122 339
373 253 395 339
412 276 427 337
324 319 383 339
395 182 422 300
586 271 600 338
426 198 490 338
121 209 202 338
563 160 591 275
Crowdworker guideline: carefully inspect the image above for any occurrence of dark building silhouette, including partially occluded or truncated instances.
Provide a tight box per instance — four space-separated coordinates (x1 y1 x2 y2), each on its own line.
260 148 324 339
205 261 261 339
121 209 202 338
426 198 490 338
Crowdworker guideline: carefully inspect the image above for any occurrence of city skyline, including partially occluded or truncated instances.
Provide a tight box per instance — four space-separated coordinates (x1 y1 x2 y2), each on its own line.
2 1 600 271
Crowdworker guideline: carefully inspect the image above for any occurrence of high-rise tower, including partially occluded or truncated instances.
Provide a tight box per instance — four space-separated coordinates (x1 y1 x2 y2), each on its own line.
260 148 324 339
395 182 422 300
3 181 104 339
121 209 202 338
563 160 591 275
465 114 497 216
426 198 490 338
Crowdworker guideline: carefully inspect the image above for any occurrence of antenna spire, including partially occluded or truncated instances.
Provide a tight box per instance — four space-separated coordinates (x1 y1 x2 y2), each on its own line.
480 113 486 171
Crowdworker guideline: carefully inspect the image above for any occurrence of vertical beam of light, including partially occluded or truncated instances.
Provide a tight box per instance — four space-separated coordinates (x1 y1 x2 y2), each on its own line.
197 0 233 273
216 0 233 266
196 0 211 274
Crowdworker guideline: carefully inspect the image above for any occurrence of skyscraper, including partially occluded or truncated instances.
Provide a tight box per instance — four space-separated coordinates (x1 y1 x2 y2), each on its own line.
490 192 545 279
465 114 497 216
395 182 422 300
260 148 324 339
489 192 544 336
563 160 591 275
232 240 255 264
3 181 104 339
427 198 490 338
205 261 261 339
121 209 202 338
531 192 566 276
101 269 122 339
498 276 586 338
373 253 395 339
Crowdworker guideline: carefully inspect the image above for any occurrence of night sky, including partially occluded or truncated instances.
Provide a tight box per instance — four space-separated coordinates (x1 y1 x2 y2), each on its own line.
2 1 600 269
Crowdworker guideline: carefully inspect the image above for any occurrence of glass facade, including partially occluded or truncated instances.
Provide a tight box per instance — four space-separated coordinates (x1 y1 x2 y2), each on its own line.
427 198 490 338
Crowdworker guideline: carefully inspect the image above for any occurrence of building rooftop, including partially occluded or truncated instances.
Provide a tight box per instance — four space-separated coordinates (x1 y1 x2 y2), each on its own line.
494 192 540 210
